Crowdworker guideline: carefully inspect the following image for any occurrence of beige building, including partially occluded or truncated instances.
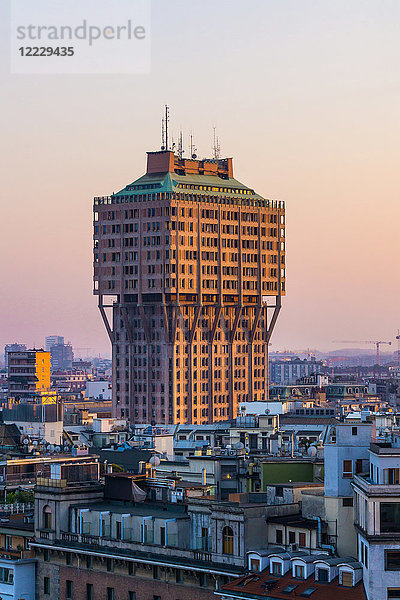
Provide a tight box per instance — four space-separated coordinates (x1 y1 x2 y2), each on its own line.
94 150 285 425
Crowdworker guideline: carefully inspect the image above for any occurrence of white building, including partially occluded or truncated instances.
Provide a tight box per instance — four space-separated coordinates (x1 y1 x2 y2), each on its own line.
324 422 371 556
0 556 36 600
85 381 111 400
353 441 400 600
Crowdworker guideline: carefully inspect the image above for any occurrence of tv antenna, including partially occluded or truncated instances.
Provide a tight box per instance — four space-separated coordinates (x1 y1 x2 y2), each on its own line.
161 105 169 151
190 133 197 159
177 130 184 158
212 126 221 160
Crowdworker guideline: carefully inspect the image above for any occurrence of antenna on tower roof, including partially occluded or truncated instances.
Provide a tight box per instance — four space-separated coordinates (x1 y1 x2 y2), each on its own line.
212 126 221 160
177 130 184 159
190 132 197 159
161 114 166 150
161 105 169 151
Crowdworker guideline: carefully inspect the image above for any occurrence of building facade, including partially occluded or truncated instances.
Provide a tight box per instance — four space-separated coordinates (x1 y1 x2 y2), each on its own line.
93 150 285 425
353 440 400 600
7 349 52 401
4 343 27 371
50 343 74 371
45 336 64 352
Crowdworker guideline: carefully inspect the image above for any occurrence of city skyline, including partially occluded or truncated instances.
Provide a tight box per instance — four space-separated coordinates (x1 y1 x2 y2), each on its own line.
1 0 399 356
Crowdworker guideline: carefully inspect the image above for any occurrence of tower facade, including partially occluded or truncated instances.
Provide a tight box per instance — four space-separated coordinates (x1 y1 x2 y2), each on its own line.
93 150 285 425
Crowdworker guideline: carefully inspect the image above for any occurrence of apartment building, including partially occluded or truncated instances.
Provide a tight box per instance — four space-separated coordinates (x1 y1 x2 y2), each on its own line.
93 149 285 425
353 438 400 600
7 349 52 401
32 468 296 600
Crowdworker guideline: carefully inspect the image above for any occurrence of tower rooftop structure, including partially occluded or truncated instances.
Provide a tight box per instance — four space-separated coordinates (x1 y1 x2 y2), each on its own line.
93 148 285 426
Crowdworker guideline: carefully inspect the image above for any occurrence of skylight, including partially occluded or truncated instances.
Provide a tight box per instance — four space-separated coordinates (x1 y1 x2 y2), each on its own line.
282 584 298 593
300 588 317 597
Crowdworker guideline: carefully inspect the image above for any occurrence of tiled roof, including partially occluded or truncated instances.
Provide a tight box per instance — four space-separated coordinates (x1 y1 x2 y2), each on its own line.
219 566 366 600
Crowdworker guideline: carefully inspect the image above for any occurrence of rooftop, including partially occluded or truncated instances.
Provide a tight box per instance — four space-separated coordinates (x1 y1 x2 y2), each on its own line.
266 513 325 530
220 565 366 600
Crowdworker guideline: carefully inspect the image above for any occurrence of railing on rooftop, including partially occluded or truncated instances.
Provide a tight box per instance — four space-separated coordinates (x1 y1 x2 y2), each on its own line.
0 502 34 514
0 548 34 561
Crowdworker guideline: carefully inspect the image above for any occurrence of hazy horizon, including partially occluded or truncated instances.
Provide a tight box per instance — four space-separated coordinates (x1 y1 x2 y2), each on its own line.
1 0 399 357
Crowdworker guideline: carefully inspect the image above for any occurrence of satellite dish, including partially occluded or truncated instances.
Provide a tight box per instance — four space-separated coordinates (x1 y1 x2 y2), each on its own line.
23 438 29 445
234 442 245 450
32 440 38 446
149 455 161 467
265 408 270 414
307 446 317 457
55 446 61 453
48 444 55 452
192 153 197 159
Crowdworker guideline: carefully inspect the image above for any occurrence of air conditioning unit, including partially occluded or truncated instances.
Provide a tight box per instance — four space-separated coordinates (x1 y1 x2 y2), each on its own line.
290 543 298 552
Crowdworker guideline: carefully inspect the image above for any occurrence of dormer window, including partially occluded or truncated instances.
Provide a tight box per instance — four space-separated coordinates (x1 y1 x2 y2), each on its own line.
316 568 329 583
294 564 305 579
271 562 282 576
341 571 354 587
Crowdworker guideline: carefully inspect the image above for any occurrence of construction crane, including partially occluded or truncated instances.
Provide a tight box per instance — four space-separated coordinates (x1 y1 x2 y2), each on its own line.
396 330 400 364
332 340 392 365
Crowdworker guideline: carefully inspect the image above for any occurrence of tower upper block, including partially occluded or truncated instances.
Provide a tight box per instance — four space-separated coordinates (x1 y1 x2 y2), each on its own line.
93 150 285 425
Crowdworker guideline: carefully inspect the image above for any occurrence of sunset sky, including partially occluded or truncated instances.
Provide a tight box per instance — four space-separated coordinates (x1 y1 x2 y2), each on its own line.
0 0 399 357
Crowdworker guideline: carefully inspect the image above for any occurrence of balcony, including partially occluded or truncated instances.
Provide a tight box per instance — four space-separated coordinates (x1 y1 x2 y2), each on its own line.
57 531 213 564
0 548 34 561
353 473 400 497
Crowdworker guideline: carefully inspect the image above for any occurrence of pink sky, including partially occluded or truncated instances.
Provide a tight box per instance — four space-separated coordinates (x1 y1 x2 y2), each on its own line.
1 0 399 357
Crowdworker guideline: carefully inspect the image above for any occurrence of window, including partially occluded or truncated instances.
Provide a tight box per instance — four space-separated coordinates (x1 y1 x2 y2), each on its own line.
250 558 260 571
199 572 208 587
153 565 159 579
388 589 400 599
153 596 161 600
343 497 353 507
44 549 50 562
128 562 135 576
299 533 306 547
276 529 283 544
276 486 283 498
43 505 52 529
341 572 353 587
44 577 50 595
288 531 296 544
66 553 72 565
294 565 305 579
355 459 363 474
222 526 234 555
107 558 114 572
317 568 329 582
107 588 114 600
129 593 136 600
116 521 122 539
175 569 182 583
384 469 400 485
382 504 400 533
86 555 93 569
271 562 282 576
386 551 400 570
86 584 93 600
160 526 166 546
282 585 297 593
66 580 73 599
352 427 358 436
343 460 353 478
301 588 317 597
